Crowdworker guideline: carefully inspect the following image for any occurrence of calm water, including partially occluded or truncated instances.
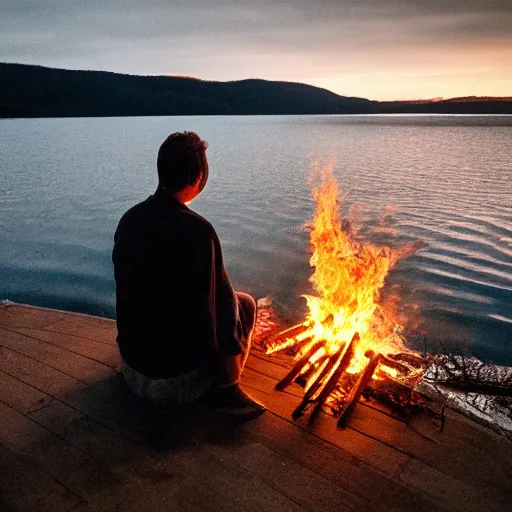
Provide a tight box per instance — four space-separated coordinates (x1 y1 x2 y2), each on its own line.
1 115 511 365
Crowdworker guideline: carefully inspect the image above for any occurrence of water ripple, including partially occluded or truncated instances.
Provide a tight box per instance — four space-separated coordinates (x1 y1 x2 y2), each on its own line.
1 114 511 364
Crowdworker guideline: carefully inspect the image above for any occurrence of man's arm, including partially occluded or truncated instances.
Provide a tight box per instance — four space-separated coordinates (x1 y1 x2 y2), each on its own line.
210 232 242 356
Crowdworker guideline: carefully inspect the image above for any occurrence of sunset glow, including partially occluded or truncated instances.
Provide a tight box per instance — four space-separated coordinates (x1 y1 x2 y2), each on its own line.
2 1 511 101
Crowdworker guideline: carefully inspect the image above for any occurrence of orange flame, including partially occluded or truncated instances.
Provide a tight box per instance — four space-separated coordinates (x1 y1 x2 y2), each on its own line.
299 163 420 376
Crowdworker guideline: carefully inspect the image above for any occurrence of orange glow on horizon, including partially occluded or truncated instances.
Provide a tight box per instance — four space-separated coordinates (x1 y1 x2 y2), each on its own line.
304 43 512 101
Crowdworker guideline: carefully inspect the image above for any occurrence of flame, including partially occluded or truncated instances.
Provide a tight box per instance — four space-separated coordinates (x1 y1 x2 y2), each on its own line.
297 163 420 376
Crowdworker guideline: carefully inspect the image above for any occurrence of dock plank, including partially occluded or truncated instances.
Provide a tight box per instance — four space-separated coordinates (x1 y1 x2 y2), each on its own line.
0 400 114 496
0 352 345 511
0 443 83 512
0 346 154 442
348 400 512 493
0 369 53 414
0 374 309 511
34 313 117 346
241 367 410 476
205 440 371 512
237 412 445 512
241 367 512 508
1 351 434 512
1 304 511 512
399 457 511 512
17 326 119 368
0 304 67 329
0 327 118 393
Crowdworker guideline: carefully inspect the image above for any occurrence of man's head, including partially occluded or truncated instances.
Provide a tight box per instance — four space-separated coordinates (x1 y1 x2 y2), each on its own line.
157 132 209 200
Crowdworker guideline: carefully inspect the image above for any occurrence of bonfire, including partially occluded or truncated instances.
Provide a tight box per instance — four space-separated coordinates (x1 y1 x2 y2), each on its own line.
256 164 512 436
263 164 427 426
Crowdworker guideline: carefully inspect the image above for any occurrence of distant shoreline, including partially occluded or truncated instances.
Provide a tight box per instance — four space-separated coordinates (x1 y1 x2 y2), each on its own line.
2 62 512 118
3 113 512 121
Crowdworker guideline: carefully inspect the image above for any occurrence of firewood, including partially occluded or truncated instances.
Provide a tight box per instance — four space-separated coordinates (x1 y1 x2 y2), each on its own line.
292 343 346 419
295 354 330 387
275 340 327 391
366 370 429 412
308 332 361 424
387 352 427 369
336 352 381 428
264 322 312 354
425 354 512 396
380 354 412 376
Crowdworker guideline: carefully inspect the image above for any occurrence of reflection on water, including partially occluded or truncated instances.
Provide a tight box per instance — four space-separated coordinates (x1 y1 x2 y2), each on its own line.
0 115 511 364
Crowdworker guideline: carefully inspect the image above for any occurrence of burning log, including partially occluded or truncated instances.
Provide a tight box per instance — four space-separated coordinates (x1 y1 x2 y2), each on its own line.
336 351 381 428
292 343 346 420
291 332 359 421
295 354 330 388
274 322 310 340
270 320 428 423
275 340 327 391
308 332 360 424
380 354 413 376
387 352 427 369
366 370 429 414
264 322 311 354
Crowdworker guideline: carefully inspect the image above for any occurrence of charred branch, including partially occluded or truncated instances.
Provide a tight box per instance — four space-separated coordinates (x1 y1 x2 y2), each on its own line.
295 354 330 388
366 370 430 414
336 352 381 428
380 354 413 376
292 343 346 420
275 340 327 391
387 352 428 369
264 322 312 354
424 355 512 397
308 332 361 424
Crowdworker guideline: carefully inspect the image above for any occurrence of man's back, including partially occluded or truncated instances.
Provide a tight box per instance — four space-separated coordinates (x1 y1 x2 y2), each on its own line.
112 131 264 417
113 190 239 378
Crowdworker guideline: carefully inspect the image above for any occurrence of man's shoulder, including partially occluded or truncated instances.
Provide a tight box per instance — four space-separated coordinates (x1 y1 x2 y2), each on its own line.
118 196 153 223
182 207 216 237
117 195 216 239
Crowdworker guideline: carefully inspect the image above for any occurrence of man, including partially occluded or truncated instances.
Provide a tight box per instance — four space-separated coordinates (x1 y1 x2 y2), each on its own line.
113 131 264 418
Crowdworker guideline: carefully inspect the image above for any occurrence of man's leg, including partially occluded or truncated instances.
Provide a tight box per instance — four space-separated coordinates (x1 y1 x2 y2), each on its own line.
201 292 265 418
212 291 256 386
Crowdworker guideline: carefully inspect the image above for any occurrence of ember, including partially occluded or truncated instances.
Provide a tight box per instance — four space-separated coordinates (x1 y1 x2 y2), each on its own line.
268 164 426 425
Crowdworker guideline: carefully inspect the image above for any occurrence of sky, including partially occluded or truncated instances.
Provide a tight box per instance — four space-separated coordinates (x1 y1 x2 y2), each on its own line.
2 0 511 100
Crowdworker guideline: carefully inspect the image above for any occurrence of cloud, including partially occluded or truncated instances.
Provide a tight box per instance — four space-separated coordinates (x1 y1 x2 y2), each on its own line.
3 1 511 46
1 1 511 98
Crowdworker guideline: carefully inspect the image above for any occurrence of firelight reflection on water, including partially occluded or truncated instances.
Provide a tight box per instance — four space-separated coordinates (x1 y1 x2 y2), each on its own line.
0 115 511 365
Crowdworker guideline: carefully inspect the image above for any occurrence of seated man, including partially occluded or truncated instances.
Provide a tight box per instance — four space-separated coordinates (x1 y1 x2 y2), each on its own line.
113 131 264 418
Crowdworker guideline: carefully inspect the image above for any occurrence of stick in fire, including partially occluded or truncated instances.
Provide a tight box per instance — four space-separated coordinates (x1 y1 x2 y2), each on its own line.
308 332 360 424
336 351 381 428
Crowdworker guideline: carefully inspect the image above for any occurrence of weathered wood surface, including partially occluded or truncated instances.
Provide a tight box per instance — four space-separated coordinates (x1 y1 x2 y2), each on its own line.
1 303 511 512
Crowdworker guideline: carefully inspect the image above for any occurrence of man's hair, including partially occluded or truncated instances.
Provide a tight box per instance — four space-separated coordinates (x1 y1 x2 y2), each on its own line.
157 131 209 193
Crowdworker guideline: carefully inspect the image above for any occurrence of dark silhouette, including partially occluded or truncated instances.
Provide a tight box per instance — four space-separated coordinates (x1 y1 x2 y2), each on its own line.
112 131 265 419
0 63 374 117
2 63 510 118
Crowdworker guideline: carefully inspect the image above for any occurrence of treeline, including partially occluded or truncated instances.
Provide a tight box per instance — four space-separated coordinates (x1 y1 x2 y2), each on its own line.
1 63 511 118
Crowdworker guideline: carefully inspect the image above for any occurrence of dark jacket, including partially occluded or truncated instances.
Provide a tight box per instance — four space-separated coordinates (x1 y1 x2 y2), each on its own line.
112 190 241 378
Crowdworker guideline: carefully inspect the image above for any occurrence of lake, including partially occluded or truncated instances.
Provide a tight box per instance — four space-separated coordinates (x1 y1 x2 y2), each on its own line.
1 115 511 365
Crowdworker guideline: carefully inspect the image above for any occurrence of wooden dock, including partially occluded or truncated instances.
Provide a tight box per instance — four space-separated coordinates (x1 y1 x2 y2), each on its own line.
1 303 511 512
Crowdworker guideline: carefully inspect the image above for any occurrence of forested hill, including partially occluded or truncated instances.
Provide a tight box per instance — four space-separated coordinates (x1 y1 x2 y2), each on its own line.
1 63 511 117
0 63 375 117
